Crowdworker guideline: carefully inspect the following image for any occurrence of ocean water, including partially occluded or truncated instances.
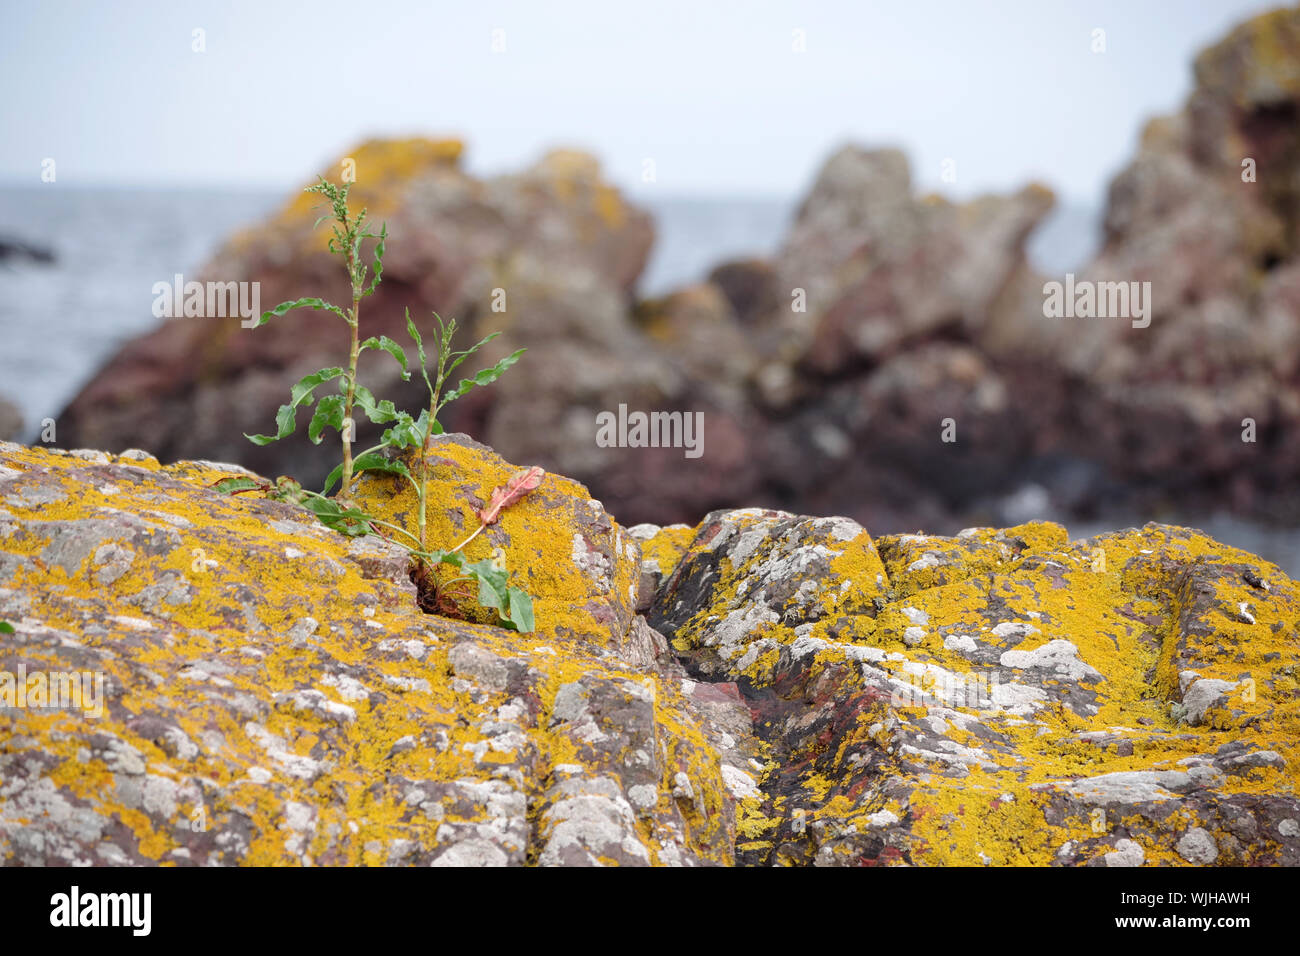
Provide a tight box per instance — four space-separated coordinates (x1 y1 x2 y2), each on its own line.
1 186 1295 573
0 187 283 434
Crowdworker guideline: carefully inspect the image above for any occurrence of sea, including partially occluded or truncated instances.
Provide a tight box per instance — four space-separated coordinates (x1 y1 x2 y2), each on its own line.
1 186 1296 573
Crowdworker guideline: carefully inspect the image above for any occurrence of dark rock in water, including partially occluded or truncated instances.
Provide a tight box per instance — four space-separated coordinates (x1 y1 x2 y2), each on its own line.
0 236 54 264
0 396 22 441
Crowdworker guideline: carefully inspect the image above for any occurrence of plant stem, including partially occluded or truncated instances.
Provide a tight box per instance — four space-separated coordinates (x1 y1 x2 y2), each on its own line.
417 324 448 553
450 522 487 554
341 309 359 496
339 200 364 499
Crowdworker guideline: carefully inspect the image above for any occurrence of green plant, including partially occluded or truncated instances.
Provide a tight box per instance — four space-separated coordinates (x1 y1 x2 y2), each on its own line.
0 621 13 634
219 177 535 631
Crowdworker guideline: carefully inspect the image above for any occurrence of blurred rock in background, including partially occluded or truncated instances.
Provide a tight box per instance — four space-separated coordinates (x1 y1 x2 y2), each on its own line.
52 7 1300 535
0 395 22 441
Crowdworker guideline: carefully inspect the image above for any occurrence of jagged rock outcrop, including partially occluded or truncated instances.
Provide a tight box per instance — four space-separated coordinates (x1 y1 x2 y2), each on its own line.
645 511 1300 865
49 6 1300 536
49 136 1057 532
1045 6 1300 521
53 141 668 500
2 438 1296 865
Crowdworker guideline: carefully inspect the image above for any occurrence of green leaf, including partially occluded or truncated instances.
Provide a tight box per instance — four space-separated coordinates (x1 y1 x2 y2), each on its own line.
308 394 346 444
364 222 387 296
380 410 425 450
448 348 526 401
352 452 410 480
0 621 14 634
246 402 295 445
292 367 346 405
506 588 535 633
212 476 266 495
245 367 345 445
445 331 501 377
351 383 400 425
433 550 462 570
301 496 373 537
462 558 511 624
359 335 409 380
322 450 411 496
405 308 434 394
321 463 343 497
254 296 346 328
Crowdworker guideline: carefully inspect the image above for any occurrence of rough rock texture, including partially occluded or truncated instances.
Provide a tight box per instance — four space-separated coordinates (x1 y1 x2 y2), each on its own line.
645 512 1300 865
2 437 1296 866
0 439 752 866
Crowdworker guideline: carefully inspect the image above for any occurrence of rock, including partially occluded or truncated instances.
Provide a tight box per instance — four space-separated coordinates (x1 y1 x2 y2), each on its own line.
0 438 739 866
706 258 781 327
1041 6 1300 521
746 147 1061 532
0 236 55 265
352 432 640 646
52 139 658 496
646 516 1300 866
46 5 1300 540
2 438 1298 865
0 397 22 442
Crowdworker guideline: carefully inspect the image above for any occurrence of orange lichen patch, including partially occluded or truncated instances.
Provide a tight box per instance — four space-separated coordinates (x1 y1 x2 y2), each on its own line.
351 434 639 645
636 524 695 578
284 138 463 220
653 505 1299 865
221 137 465 257
907 770 1095 866
878 521 1069 599
529 149 629 231
1193 6 1300 108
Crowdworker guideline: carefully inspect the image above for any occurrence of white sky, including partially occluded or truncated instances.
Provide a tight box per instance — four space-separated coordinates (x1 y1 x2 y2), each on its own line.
0 0 1284 204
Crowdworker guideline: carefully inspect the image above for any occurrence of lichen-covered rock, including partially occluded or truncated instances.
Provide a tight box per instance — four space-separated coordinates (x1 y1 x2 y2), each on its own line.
351 433 640 646
2 438 1296 866
648 515 1300 866
0 440 747 866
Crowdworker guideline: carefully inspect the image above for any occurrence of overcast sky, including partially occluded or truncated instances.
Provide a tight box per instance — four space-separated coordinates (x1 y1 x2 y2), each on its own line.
0 0 1283 204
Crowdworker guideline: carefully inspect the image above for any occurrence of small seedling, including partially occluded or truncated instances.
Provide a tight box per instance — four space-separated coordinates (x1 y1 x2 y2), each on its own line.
223 177 535 631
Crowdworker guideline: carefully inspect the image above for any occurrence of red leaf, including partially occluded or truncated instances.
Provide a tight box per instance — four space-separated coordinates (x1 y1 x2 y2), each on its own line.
477 466 544 525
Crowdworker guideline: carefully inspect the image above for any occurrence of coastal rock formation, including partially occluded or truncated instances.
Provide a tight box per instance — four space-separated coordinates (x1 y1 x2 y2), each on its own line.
1051 5 1300 521
0 438 746 866
0 397 21 443
2 437 1296 865
50 7 1300 536
644 511 1300 865
53 140 665 501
